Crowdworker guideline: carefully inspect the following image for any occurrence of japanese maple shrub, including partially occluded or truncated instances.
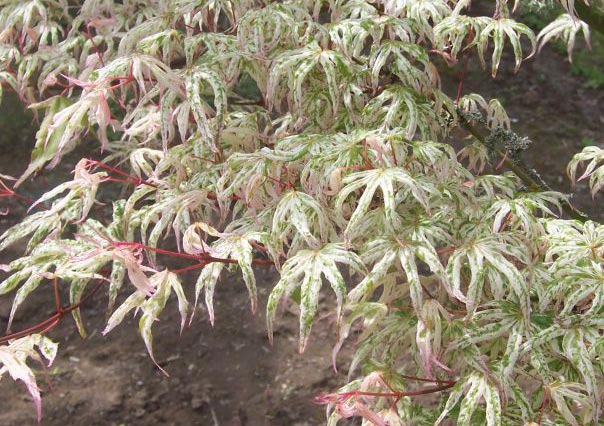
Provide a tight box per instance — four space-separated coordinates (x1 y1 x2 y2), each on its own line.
0 0 603 424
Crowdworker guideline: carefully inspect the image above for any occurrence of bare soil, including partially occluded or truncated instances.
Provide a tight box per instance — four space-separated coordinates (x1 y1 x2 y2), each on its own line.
0 41 603 426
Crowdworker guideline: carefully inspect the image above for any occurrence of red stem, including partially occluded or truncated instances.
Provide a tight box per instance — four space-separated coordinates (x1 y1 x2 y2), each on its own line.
84 24 105 67
398 373 455 385
88 160 159 188
53 278 61 313
0 314 61 343
171 263 208 275
0 186 49 210
455 31 473 104
88 159 244 202
0 280 105 344
113 241 273 266
322 382 455 403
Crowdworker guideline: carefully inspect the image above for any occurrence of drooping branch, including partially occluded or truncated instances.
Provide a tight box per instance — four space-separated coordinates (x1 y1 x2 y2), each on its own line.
112 241 274 268
0 241 274 345
315 379 456 406
454 110 589 222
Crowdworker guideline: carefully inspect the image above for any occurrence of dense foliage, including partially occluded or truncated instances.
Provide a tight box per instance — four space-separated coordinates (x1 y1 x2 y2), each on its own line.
1 0 604 424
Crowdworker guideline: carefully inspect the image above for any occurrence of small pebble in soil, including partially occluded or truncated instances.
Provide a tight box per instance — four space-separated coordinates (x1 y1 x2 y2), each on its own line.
190 397 206 410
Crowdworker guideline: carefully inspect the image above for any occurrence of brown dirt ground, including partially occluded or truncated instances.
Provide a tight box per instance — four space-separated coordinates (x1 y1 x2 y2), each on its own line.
0 38 603 426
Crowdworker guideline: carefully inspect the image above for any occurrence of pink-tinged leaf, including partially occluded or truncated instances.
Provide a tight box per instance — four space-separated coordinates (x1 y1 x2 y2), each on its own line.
87 18 116 30
59 74 97 90
417 320 434 377
335 402 357 418
0 350 42 420
182 224 213 256
94 91 111 152
84 53 101 70
126 262 154 296
42 73 58 91
0 335 59 421
379 409 407 425
113 250 155 296
73 159 104 222
353 401 387 426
